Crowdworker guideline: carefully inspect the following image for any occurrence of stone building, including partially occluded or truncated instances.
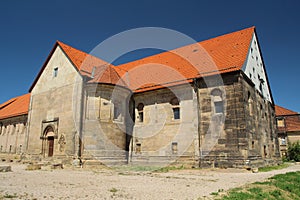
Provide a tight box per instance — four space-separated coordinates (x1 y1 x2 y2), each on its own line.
0 94 30 155
0 26 280 168
275 105 300 157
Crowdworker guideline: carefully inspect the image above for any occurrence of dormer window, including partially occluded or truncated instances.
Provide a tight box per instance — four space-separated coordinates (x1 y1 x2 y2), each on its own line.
53 67 58 77
91 66 96 78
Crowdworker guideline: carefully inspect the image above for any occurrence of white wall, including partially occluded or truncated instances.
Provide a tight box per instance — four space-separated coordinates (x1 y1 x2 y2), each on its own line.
242 33 272 103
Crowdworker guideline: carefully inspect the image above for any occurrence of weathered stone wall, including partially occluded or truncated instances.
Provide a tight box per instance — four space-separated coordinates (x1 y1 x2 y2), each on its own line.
82 84 132 165
27 46 83 161
131 84 199 166
198 72 279 168
0 115 27 154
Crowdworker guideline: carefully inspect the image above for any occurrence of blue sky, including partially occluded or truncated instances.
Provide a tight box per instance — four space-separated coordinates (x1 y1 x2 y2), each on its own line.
0 0 299 112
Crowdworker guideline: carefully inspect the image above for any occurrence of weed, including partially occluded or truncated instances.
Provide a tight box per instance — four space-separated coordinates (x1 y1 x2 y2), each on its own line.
258 163 289 172
220 171 300 200
109 188 118 193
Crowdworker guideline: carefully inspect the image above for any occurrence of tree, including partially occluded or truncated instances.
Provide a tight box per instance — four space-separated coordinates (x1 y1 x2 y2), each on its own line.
287 141 300 162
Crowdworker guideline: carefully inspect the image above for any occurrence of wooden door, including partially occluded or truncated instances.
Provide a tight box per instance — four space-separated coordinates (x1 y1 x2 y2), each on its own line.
48 137 54 157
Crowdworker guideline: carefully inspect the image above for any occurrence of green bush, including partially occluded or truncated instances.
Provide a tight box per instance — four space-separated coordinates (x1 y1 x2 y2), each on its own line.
287 141 300 162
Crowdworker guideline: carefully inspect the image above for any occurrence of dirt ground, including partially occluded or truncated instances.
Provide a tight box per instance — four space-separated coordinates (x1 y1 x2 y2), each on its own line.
0 163 299 200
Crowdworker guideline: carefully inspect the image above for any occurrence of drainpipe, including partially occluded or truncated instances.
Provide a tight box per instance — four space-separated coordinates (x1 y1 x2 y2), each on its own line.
193 78 201 167
78 76 86 164
25 95 34 153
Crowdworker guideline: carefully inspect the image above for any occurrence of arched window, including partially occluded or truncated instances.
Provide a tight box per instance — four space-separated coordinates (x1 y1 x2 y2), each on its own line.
137 103 144 122
170 97 180 120
211 89 224 114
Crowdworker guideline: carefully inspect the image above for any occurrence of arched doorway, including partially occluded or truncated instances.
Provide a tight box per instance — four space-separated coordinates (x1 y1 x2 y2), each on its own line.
42 126 55 157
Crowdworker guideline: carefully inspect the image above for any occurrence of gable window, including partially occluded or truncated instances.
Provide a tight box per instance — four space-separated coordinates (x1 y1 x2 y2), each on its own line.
170 97 180 120
277 118 285 127
53 67 58 77
211 89 224 114
137 103 144 122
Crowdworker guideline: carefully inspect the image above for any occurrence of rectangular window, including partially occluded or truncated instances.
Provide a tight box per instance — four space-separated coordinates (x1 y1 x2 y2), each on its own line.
136 143 141 153
113 103 121 120
214 101 223 114
138 111 144 122
172 142 178 154
173 107 180 120
277 119 284 127
53 67 58 77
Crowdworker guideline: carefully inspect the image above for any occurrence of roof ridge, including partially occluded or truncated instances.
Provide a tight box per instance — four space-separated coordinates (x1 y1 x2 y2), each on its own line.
116 26 255 68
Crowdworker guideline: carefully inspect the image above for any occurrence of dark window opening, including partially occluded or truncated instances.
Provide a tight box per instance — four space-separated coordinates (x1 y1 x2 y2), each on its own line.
53 67 58 77
214 101 224 114
136 143 141 153
170 97 180 120
137 103 144 122
263 145 267 157
173 107 180 120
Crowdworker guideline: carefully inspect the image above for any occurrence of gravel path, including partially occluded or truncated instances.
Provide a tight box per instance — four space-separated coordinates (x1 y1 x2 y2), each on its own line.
0 163 299 200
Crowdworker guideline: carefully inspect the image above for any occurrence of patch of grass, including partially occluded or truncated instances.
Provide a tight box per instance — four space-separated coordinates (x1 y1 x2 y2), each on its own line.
269 190 283 199
210 192 219 196
113 165 162 172
220 171 300 200
153 165 185 173
258 163 289 172
109 188 118 193
3 193 18 198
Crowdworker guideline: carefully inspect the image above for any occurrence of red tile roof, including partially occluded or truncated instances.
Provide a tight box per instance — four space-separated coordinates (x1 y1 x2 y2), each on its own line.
87 64 128 87
115 26 255 92
30 26 255 93
276 105 300 133
285 115 300 132
275 105 298 116
0 93 30 120
30 41 122 91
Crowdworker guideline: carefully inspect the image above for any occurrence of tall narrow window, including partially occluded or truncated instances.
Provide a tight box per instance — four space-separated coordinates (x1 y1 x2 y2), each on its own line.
113 102 121 121
248 91 253 116
211 89 224 114
53 67 58 77
170 97 180 120
137 103 144 122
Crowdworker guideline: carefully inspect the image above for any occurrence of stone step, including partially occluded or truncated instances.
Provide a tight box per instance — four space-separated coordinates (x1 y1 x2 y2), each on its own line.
0 165 11 172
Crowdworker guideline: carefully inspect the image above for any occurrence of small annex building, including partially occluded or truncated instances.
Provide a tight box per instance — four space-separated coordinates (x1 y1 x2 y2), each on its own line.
275 105 300 157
